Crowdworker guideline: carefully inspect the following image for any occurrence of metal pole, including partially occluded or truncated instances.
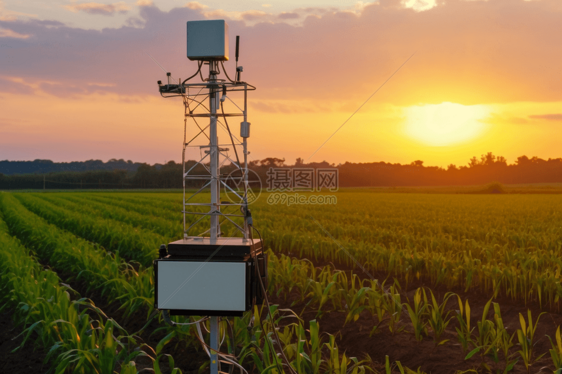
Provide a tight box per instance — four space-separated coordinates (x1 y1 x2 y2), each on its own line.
210 316 219 374
243 83 249 240
183 98 187 240
209 61 220 242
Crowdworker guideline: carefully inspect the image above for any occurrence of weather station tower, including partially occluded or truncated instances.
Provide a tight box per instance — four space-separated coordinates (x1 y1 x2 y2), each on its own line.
153 20 267 374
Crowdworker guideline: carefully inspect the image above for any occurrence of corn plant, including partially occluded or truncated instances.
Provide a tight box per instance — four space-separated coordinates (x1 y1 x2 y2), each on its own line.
324 335 371 374
547 326 562 373
516 310 546 372
465 299 495 371
490 302 518 373
455 296 474 353
304 273 339 317
0 213 159 373
380 284 404 335
345 286 372 324
404 288 427 342
425 290 454 346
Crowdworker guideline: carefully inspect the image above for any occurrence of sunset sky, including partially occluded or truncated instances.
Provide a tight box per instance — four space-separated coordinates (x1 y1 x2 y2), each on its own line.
0 0 560 168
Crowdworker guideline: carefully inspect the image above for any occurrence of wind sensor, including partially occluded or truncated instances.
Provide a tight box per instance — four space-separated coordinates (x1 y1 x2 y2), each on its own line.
153 19 266 374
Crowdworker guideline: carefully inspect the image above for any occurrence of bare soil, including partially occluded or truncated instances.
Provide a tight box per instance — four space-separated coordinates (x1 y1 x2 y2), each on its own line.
0 310 48 374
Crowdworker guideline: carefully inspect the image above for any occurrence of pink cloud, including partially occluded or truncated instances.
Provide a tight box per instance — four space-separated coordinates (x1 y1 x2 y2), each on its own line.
64 2 131 16
0 0 558 106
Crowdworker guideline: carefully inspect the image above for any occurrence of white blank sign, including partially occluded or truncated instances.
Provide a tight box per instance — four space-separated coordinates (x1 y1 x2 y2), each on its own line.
157 261 246 311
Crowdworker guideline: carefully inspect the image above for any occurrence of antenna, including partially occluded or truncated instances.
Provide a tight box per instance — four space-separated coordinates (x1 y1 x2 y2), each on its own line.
153 19 265 374
235 36 243 82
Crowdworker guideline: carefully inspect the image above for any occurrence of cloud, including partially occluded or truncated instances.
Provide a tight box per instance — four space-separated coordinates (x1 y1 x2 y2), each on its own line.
278 12 299 20
0 0 559 107
402 0 438 12
0 77 34 94
529 114 562 121
241 10 269 21
184 2 207 10
0 0 37 21
0 27 29 38
64 2 131 16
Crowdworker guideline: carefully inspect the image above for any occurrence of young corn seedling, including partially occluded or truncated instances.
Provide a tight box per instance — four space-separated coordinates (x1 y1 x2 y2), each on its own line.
345 287 371 325
304 273 338 318
491 302 518 373
380 285 405 335
455 296 474 353
547 326 562 373
308 320 323 374
516 310 546 372
425 290 454 346
404 288 427 342
325 335 371 374
366 281 388 336
465 299 495 371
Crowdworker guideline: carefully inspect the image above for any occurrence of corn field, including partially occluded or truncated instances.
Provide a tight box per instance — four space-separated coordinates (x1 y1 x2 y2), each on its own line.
1 190 562 373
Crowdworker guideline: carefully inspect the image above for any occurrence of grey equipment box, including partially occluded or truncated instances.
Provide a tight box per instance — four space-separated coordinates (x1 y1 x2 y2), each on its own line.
154 238 267 316
187 20 229 61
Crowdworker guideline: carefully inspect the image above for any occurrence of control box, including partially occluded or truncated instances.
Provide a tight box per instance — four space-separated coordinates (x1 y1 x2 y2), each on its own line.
154 238 267 316
187 20 229 61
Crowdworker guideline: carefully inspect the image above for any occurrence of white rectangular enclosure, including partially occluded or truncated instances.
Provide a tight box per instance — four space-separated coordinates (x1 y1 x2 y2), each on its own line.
155 260 248 313
187 20 229 61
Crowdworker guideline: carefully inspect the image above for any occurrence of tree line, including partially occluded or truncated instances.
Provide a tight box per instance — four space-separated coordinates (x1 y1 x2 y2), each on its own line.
0 158 142 175
1 153 561 190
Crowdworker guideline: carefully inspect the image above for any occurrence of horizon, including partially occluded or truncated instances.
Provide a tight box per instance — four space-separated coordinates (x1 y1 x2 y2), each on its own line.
0 0 561 168
2 151 561 170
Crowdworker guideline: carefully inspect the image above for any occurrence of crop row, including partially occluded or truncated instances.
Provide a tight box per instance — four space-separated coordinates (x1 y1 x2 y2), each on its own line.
14 193 164 267
39 191 562 309
266 252 562 372
0 210 155 373
2 193 409 373
10 191 562 372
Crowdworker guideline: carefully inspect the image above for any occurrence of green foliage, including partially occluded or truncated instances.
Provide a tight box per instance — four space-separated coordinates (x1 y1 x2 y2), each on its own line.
3 191 562 373
404 288 427 342
547 326 562 372
0 211 153 373
516 310 546 372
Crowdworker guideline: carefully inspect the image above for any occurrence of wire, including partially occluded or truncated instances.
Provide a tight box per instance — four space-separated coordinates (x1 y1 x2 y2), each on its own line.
182 61 203 85
195 319 249 374
220 101 241 168
219 61 257 91
250 225 297 374
199 62 206 81
162 310 209 326
220 61 236 83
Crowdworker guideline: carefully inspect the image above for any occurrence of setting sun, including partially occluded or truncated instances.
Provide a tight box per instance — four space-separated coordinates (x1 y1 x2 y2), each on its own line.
403 102 490 147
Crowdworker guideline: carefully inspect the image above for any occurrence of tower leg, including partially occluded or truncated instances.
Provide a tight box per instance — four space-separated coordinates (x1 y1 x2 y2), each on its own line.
210 316 219 374
209 62 220 242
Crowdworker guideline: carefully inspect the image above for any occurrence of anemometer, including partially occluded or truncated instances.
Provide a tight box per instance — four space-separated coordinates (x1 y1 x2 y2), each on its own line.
153 20 267 374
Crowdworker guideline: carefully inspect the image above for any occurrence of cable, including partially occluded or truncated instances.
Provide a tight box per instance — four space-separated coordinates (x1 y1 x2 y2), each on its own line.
182 61 203 85
199 63 206 81
250 224 297 374
162 310 209 326
220 101 241 168
219 61 257 91
220 61 236 83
